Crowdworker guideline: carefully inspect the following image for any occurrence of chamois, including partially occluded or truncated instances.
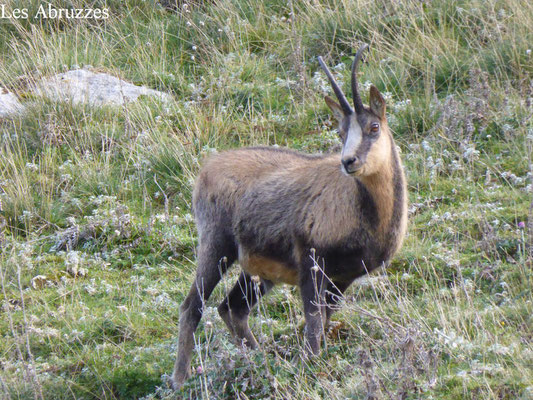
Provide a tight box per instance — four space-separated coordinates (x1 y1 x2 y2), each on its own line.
171 44 408 389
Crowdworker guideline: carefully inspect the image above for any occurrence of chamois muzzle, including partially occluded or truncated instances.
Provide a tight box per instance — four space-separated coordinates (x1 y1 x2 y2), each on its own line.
342 155 366 175
341 156 360 174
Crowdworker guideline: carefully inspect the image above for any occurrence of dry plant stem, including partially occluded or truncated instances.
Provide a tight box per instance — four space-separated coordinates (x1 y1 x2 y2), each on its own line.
288 0 306 95
16 264 44 400
0 373 11 400
524 131 533 260
526 198 533 260
358 349 381 400
0 264 34 395
153 175 170 220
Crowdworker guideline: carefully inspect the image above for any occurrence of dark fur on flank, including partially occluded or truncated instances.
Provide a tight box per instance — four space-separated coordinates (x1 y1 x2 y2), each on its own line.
171 45 408 389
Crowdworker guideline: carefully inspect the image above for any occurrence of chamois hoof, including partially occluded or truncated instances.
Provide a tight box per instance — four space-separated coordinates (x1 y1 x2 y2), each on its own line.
169 372 189 391
218 306 259 349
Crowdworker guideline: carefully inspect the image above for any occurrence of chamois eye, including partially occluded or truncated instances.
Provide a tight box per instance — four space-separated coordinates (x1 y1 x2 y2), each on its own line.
370 123 380 133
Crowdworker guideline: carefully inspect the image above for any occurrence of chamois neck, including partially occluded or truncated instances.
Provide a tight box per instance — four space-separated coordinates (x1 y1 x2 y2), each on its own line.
357 135 398 239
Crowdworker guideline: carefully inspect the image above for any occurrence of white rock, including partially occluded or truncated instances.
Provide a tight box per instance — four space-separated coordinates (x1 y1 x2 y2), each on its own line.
33 68 172 106
0 88 24 117
355 275 387 287
31 275 48 289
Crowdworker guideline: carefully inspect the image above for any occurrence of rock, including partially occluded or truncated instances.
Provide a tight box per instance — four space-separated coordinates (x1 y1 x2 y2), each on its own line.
0 88 25 117
67 264 88 278
33 68 172 106
355 275 387 287
31 275 49 289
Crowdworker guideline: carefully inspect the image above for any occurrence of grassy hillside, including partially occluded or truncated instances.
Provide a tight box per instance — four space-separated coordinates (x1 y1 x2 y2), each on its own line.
0 0 531 398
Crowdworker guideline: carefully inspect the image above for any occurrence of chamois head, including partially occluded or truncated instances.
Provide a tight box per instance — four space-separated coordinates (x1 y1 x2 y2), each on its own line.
318 44 390 177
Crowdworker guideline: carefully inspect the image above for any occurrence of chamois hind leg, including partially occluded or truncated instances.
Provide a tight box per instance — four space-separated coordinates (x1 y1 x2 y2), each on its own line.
171 236 236 390
218 272 273 348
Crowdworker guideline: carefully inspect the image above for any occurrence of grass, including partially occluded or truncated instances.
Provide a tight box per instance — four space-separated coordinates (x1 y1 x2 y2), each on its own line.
0 0 532 398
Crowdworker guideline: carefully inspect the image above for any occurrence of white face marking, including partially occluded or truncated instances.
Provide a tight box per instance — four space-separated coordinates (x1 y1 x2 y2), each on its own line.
341 117 362 160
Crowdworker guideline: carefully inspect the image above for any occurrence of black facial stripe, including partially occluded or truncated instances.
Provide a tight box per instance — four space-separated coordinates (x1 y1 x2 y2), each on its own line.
341 118 350 134
356 135 375 159
356 113 369 129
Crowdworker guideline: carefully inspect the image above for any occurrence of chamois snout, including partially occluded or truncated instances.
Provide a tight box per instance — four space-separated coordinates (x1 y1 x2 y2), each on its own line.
341 155 361 174
341 155 358 170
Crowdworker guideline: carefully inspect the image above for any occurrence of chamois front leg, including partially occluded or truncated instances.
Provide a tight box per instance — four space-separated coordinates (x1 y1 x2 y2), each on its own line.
324 280 352 328
300 258 328 355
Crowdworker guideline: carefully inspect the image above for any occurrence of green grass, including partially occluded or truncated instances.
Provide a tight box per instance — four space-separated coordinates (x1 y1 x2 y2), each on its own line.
0 0 532 398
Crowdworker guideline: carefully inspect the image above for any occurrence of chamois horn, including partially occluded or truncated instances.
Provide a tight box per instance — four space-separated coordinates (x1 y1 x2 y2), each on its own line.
318 56 353 115
351 43 369 114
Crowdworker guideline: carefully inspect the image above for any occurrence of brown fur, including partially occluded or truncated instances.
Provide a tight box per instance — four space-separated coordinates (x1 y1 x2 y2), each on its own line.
240 251 298 285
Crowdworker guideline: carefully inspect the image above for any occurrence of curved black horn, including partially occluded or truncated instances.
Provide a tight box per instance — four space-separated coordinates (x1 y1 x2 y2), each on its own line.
351 44 369 114
318 56 353 115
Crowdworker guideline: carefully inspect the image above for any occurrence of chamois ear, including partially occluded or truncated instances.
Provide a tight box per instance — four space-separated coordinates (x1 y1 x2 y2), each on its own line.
324 95 345 122
369 85 386 119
